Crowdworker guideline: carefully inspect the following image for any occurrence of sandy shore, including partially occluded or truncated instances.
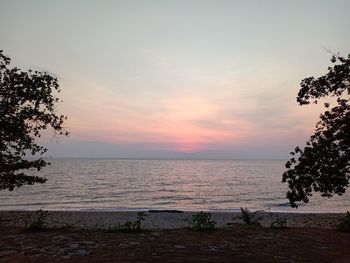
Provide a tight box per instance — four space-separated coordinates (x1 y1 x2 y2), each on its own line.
0 210 345 230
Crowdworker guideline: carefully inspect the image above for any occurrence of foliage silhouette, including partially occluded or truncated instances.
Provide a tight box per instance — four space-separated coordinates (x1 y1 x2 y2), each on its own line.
0 50 69 191
337 211 350 232
283 53 350 207
189 211 216 231
238 207 264 226
107 212 147 233
24 209 49 232
270 216 288 229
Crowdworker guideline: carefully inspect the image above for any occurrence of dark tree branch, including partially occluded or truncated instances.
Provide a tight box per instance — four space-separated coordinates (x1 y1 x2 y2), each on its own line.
0 50 69 191
283 54 350 208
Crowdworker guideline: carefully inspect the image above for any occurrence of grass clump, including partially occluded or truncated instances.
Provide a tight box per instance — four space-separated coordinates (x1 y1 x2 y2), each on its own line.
25 209 49 232
270 216 288 229
239 207 264 226
337 211 350 232
107 211 147 233
189 211 216 231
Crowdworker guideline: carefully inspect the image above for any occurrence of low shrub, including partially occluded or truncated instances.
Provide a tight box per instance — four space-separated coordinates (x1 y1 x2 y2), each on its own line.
107 211 147 233
270 216 288 229
134 211 146 231
189 211 216 231
25 209 49 232
239 207 264 226
337 211 350 232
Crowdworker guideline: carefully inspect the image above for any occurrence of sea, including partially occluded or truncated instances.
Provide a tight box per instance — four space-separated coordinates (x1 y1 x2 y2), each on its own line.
0 159 349 213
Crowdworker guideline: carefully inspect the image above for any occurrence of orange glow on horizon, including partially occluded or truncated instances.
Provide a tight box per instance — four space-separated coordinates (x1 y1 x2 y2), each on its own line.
60 78 321 153
63 90 257 152
175 143 201 153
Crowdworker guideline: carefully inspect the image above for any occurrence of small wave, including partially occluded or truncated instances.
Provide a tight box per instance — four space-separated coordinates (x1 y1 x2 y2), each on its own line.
158 195 193 201
270 202 305 207
273 202 290 207
158 189 178 193
153 201 176 205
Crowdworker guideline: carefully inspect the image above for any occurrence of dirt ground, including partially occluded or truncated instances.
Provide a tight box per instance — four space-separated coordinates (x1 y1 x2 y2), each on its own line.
1 226 349 263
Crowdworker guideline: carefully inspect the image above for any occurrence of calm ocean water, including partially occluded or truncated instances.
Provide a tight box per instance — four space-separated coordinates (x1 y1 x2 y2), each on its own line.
0 159 349 212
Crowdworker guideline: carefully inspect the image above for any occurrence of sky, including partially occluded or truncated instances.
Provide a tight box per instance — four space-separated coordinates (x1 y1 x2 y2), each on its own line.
1 0 350 158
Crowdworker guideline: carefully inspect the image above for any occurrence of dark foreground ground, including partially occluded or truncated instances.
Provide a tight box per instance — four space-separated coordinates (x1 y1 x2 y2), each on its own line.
0 226 349 263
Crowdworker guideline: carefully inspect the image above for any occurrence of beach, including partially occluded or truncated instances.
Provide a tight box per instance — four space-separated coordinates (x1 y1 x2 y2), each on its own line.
0 210 349 263
0 210 346 229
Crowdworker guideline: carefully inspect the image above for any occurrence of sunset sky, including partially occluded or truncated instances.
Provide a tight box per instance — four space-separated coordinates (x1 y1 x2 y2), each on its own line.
1 0 350 158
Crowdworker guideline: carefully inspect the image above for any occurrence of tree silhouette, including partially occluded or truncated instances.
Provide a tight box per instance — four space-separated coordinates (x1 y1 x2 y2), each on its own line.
0 50 69 191
283 53 350 208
